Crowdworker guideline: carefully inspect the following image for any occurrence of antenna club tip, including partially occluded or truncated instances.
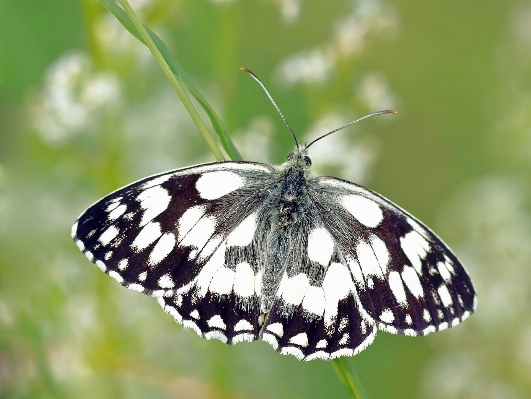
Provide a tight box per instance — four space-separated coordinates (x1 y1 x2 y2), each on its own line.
239 67 252 74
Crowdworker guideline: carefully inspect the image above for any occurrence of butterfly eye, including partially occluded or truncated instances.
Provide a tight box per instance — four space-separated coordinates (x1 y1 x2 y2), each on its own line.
304 156 312 166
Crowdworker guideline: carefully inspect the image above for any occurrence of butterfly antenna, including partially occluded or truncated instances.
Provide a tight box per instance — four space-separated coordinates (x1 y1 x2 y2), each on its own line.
240 67 299 149
305 109 398 149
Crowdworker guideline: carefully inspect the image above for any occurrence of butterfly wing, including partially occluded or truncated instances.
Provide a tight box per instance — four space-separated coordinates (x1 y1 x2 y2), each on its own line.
311 176 477 336
261 259 377 361
72 161 275 343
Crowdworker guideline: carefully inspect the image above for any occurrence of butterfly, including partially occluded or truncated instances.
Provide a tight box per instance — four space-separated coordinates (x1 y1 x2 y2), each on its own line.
72 68 477 361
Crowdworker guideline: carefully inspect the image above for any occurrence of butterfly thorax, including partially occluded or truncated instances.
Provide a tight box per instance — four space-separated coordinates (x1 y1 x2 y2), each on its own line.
259 148 315 314
275 147 315 228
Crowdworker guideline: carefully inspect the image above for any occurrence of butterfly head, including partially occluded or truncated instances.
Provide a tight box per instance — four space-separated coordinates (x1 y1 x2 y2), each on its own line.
285 147 312 169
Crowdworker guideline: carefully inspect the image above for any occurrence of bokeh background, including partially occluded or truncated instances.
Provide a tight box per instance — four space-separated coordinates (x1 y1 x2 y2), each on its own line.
2 0 531 398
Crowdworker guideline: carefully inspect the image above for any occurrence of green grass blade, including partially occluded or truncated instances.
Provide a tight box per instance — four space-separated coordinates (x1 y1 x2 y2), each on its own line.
97 0 242 161
332 358 368 399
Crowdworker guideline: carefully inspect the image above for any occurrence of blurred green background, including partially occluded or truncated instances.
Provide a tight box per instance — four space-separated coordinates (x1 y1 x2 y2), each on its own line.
2 0 531 398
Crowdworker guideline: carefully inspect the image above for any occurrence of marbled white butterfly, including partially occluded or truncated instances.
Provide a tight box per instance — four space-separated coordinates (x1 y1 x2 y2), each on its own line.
72 69 477 361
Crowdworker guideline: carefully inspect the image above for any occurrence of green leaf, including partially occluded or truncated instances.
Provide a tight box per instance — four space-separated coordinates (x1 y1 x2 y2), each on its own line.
97 0 242 161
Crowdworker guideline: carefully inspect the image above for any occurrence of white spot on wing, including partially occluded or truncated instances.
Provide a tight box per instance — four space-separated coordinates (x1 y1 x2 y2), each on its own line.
302 286 325 316
198 235 223 261
322 263 353 326
316 339 327 349
307 227 334 266
132 222 162 251
346 255 365 287
138 271 147 281
388 271 407 306
196 242 226 297
128 283 144 292
117 259 128 271
339 333 349 345
338 317 348 332
289 333 309 347
234 319 253 332
99 225 119 246
400 230 430 274
401 265 424 298
423 325 436 335
423 309 431 322
370 235 389 273
233 262 255 297
183 319 202 336
233 333 255 344
71 221 78 238
190 310 200 319
108 204 127 220
105 200 121 212
280 346 304 360
330 347 356 359
196 170 244 200
209 266 235 295
437 261 452 282
180 217 216 252
207 315 227 330
444 255 455 273
158 273 175 289
357 240 383 278
438 284 453 307
149 233 176 265
178 205 206 240
108 270 123 284
379 308 395 323
95 260 106 271
280 273 309 306
262 333 279 350
75 240 85 252
438 322 449 331
266 322 284 337
204 330 228 343
136 186 171 226
342 195 383 228
227 214 257 247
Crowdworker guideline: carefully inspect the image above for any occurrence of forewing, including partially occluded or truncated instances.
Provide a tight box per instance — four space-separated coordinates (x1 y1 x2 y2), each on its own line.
72 161 274 343
313 177 477 336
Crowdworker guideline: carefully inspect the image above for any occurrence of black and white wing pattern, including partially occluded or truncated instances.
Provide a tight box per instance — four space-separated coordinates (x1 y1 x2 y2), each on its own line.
252 176 477 361
310 176 477 337
72 162 276 344
73 149 477 361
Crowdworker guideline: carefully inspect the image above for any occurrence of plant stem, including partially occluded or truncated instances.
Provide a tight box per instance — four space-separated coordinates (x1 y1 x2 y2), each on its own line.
332 358 368 399
117 0 226 161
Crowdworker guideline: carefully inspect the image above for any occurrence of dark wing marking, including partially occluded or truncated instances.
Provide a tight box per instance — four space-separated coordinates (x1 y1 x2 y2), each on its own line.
72 161 274 296
260 245 376 360
312 176 477 336
262 280 376 361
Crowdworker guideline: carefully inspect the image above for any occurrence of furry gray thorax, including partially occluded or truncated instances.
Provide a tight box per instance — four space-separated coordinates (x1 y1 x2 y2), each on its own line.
259 147 318 315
